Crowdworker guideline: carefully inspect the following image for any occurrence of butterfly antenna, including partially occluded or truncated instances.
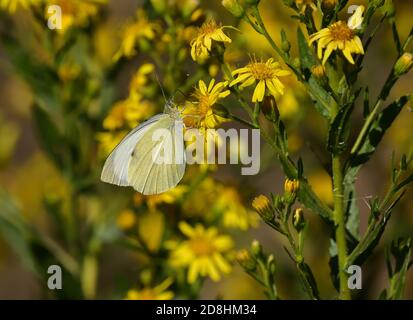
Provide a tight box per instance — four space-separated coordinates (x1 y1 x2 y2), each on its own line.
155 73 168 104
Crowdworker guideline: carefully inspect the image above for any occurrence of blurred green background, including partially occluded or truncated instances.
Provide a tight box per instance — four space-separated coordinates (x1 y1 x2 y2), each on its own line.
0 0 412 299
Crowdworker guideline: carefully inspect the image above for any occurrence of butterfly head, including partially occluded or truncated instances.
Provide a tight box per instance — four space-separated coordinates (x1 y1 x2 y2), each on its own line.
164 99 184 120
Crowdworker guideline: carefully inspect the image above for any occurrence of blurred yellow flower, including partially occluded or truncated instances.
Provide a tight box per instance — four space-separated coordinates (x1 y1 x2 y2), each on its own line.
230 57 290 102
0 0 39 13
129 63 155 93
168 222 233 283
134 185 188 211
126 278 174 300
57 62 81 82
124 98 157 129
217 187 258 230
102 101 127 131
45 0 106 33
138 210 165 251
114 9 160 61
309 6 365 65
308 170 333 206
181 176 219 216
117 209 136 230
278 89 300 119
96 131 126 157
184 79 230 129
190 19 232 62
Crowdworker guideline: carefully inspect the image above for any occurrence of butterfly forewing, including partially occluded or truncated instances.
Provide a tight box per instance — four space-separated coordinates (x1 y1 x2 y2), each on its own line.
100 114 165 186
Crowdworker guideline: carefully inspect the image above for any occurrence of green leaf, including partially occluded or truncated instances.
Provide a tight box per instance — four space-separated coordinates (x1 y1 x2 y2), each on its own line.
297 261 320 300
297 27 317 70
296 27 336 118
349 96 409 168
343 179 360 240
327 89 361 155
307 77 334 118
0 190 37 274
386 237 412 299
346 191 406 267
32 106 65 169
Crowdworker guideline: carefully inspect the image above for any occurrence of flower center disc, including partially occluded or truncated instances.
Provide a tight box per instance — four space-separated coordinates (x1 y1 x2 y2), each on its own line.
190 237 214 256
329 21 354 41
248 62 274 81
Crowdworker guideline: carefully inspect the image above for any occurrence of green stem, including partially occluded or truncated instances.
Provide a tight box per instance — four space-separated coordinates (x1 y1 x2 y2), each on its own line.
332 155 351 300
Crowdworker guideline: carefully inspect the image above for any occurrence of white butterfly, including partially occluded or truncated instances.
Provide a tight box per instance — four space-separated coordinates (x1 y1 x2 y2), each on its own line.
101 102 186 195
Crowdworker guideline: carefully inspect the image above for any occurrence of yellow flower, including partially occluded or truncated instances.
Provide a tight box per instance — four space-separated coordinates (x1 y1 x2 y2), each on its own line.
190 19 232 62
168 222 233 283
309 6 365 65
114 9 160 61
295 0 317 13
230 58 290 102
96 131 126 157
116 209 136 230
0 0 39 13
126 278 174 300
184 79 230 129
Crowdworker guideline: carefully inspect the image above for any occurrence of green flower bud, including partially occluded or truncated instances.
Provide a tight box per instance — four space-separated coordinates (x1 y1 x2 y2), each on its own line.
261 95 280 122
252 194 274 222
281 38 291 53
284 179 299 204
150 0 166 13
236 249 256 271
381 0 395 19
292 57 301 69
251 240 263 257
394 53 413 76
321 0 338 11
267 254 276 274
222 0 245 18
